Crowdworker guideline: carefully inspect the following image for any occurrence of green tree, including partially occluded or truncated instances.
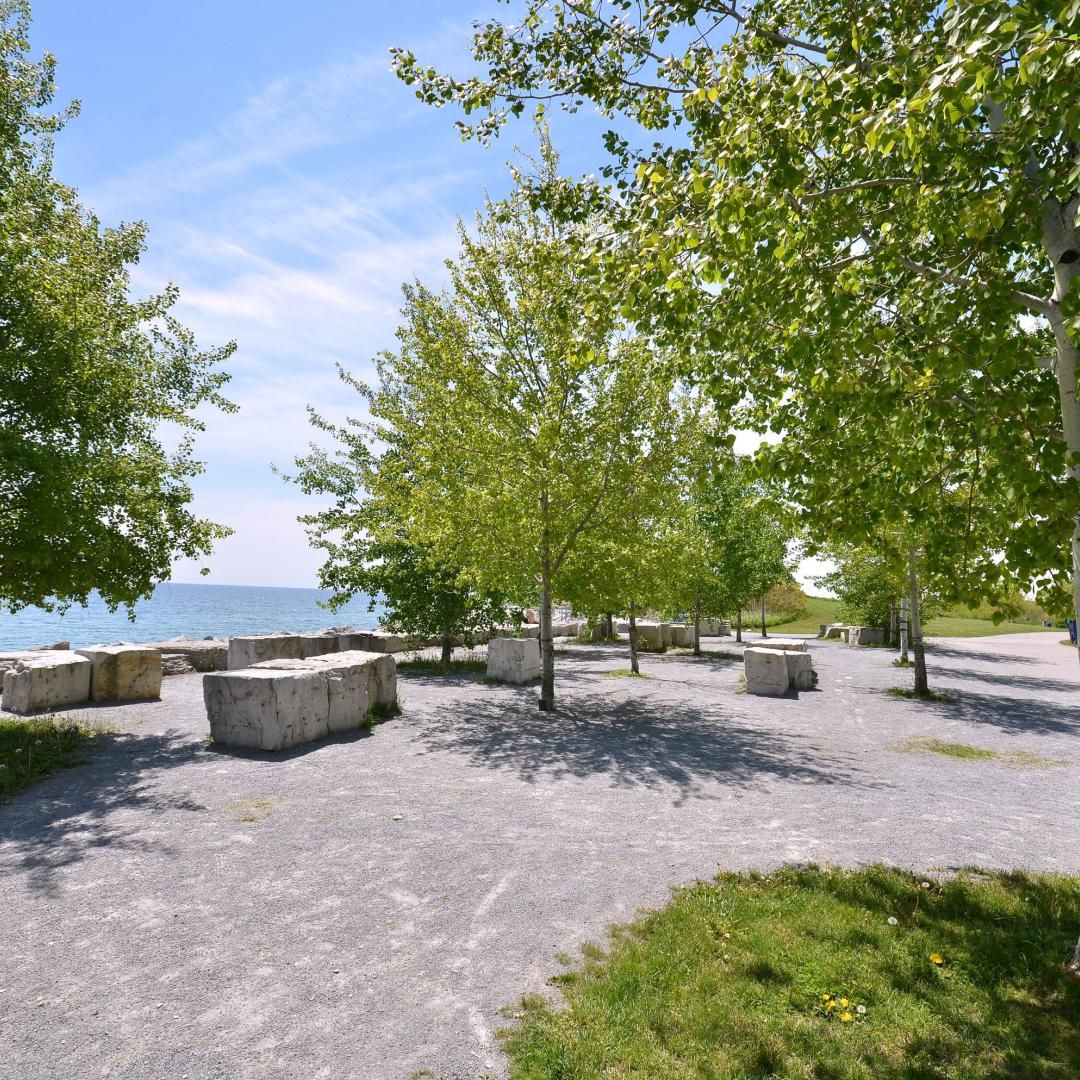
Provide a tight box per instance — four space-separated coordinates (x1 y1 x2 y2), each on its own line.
0 1 235 614
287 404 511 666
394 0 1080 652
340 162 690 708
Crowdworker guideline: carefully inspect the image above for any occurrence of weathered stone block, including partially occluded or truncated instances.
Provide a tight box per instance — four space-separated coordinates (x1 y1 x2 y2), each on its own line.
848 626 885 646
75 645 162 702
227 634 304 670
668 625 692 646
744 647 791 697
203 668 329 750
785 650 815 690
2 653 92 714
823 624 848 640
297 650 398 714
636 622 664 650
487 637 542 683
144 638 228 672
758 639 808 653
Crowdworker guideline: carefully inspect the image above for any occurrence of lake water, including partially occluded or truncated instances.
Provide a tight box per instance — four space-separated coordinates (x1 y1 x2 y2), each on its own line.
0 583 384 651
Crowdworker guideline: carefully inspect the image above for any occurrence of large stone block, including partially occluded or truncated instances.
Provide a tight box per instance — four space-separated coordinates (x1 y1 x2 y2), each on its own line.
786 650 815 690
75 645 162 702
744 648 791 697
823 624 848 640
636 622 664 650
203 668 330 750
758 638 808 653
2 653 92 714
848 626 885 647
744 646 814 696
296 650 397 713
299 633 341 658
144 638 228 672
487 637 542 684
669 625 693 647
227 633 304 670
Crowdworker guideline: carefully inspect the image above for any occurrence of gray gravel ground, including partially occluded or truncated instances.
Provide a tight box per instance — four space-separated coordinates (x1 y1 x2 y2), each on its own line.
1 631 1078 1079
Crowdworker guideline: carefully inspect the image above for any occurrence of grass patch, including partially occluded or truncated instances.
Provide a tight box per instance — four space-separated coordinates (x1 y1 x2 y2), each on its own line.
231 797 275 823
924 615 1053 638
896 736 1065 767
362 698 402 731
892 657 915 668
602 668 651 679
886 687 957 704
0 713 102 801
397 656 487 676
499 865 1080 1079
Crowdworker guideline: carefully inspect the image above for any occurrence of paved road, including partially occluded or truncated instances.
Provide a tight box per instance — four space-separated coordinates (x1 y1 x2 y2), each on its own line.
1 633 1077 1079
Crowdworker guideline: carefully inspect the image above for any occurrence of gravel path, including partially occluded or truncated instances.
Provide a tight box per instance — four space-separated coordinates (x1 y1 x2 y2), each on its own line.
1 632 1078 1079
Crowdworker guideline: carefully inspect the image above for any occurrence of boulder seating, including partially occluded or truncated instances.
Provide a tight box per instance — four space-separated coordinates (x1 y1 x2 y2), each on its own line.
744 646 814 696
75 645 162 702
487 638 542 684
203 650 397 751
2 652 92 714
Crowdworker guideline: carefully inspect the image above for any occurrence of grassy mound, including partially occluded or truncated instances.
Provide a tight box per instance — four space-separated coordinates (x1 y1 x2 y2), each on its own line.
501 866 1080 1079
0 714 98 801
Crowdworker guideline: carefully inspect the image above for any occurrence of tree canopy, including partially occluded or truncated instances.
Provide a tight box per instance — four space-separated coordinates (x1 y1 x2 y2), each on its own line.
394 0 1080 638
0 1 235 613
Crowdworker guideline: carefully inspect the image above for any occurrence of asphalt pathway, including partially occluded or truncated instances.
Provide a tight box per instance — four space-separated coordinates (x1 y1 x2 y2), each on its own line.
1 632 1078 1079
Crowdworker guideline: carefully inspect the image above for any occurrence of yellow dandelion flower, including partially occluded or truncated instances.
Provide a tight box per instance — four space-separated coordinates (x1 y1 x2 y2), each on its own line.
840 1012 854 1022
930 953 944 966
826 1000 837 1010
840 998 849 1007
821 993 831 1001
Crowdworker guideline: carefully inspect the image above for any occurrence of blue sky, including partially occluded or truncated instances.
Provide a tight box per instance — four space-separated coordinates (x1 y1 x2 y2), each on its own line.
34 2 827 592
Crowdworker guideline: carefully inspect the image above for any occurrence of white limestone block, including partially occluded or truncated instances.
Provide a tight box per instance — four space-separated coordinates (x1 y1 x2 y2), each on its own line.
75 645 162 702
848 626 885 646
203 668 329 750
786 650 815 690
824 624 848 640
744 647 792 697
669 625 692 647
299 633 340 658
2 653 92 714
636 622 664 650
760 639 808 652
487 637 542 683
227 633 305 670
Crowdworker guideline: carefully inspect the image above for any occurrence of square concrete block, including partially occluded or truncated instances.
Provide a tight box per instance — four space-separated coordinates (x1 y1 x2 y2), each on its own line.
228 634 305 670
487 637 542 683
297 650 397 722
744 648 791 696
2 653 92 714
669 625 692 647
203 668 330 750
75 645 162 702
636 622 664 650
824 624 848 640
848 626 885 646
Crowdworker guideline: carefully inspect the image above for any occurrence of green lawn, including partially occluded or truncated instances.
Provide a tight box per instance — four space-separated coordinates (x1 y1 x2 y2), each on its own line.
500 866 1080 1079
767 596 1052 639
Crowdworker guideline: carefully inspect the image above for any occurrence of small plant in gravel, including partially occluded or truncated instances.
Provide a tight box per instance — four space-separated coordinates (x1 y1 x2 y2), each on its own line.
362 698 402 731
892 657 915 668
0 714 100 801
886 687 956 704
602 668 651 679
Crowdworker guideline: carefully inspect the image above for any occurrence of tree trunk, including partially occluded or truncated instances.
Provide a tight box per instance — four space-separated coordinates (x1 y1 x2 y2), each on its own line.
1043 195 1080 669
693 603 702 658
606 611 613 640
908 548 928 697
900 594 909 662
628 601 640 675
735 609 743 644
760 595 768 638
538 570 555 711
440 625 453 668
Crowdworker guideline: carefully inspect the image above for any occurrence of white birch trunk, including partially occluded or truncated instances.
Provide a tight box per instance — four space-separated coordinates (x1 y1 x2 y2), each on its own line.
908 548 928 696
900 595 909 662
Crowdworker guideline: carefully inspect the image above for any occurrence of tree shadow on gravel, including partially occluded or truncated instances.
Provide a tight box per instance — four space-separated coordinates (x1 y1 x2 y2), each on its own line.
927 665 1079 695
0 730 206 897
907 689 1080 737
925 643 1042 667
410 692 874 804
